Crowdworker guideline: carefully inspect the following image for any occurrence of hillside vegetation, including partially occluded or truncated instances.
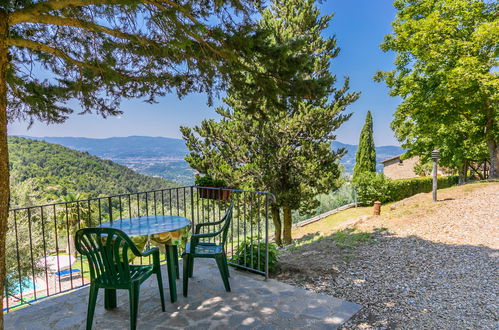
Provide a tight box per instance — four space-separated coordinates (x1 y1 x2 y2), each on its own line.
9 137 177 207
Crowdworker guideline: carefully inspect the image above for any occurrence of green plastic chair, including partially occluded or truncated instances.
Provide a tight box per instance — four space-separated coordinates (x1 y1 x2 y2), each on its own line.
182 202 234 297
75 228 165 330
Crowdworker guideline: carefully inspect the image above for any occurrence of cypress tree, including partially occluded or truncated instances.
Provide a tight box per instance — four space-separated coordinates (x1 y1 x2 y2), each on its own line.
353 111 376 180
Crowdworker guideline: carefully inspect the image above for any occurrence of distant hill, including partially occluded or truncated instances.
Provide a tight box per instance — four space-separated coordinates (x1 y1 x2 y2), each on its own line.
19 136 404 181
24 135 189 159
8 137 177 207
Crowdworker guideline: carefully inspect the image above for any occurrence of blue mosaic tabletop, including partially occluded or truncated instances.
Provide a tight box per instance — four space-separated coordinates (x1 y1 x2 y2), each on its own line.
98 215 191 237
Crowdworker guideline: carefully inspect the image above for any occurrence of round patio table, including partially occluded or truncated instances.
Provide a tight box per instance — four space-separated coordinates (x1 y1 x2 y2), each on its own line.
98 215 191 303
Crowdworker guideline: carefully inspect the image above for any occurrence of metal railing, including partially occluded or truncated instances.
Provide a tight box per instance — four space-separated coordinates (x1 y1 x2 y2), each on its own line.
3 186 275 312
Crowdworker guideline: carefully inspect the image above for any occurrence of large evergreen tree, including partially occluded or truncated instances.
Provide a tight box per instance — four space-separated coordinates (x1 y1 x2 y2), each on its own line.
353 110 376 180
375 0 498 178
0 0 317 323
182 0 359 245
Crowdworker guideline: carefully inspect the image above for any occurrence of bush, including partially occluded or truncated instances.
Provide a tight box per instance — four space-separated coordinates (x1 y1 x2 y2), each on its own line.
355 173 459 205
194 174 227 187
230 237 279 273
354 172 393 205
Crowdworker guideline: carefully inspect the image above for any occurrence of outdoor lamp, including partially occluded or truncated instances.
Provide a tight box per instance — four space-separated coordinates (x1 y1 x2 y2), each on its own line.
432 149 439 201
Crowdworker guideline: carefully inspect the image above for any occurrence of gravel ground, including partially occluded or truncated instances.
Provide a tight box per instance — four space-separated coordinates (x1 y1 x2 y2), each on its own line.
274 183 499 329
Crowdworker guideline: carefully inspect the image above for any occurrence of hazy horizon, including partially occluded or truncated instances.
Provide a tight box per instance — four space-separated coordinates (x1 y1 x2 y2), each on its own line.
11 134 403 148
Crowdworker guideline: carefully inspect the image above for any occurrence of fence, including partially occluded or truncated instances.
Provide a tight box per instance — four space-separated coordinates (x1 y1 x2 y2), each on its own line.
291 183 356 224
3 186 275 312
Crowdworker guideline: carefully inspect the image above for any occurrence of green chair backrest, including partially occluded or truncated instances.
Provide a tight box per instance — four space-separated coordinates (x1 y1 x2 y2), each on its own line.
75 227 143 285
220 203 234 246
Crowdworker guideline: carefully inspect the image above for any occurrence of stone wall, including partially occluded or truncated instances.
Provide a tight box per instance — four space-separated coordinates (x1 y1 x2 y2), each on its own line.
382 156 420 180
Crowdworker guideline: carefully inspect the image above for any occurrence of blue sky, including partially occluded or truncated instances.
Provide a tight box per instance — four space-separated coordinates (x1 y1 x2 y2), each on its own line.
8 0 401 146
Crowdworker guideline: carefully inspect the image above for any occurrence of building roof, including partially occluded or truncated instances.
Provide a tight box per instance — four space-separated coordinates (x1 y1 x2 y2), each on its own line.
380 154 404 164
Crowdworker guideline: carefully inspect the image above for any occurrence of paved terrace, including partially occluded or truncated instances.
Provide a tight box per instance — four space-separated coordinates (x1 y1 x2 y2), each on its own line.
5 259 360 329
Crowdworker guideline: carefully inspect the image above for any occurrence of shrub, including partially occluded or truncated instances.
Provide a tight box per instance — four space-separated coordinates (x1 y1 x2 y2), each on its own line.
354 172 393 205
230 237 279 273
388 176 459 201
355 174 459 205
194 174 227 187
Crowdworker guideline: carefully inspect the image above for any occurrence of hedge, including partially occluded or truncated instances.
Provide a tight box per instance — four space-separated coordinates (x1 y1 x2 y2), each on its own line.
355 173 459 205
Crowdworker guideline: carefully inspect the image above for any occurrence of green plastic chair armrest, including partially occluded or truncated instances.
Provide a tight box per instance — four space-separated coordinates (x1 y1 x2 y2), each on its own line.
140 247 159 258
191 231 220 240
195 219 225 234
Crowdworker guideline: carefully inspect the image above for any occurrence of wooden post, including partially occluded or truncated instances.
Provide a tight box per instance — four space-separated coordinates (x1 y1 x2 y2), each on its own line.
373 201 381 215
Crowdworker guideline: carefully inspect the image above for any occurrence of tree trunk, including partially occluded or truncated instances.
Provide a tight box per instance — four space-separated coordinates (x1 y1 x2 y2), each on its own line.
68 234 76 257
458 161 467 185
485 104 498 179
487 138 498 179
283 207 292 245
0 9 10 327
271 205 282 246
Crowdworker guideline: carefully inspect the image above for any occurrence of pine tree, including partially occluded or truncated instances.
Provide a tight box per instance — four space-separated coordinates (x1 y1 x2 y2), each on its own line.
182 0 359 245
353 110 376 180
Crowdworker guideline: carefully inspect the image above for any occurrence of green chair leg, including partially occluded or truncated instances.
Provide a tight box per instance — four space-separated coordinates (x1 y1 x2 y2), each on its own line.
223 254 230 278
86 284 98 330
165 245 177 303
166 244 180 279
129 283 140 330
182 254 190 297
155 268 166 312
215 255 231 292
104 288 117 309
188 255 194 278
174 245 180 279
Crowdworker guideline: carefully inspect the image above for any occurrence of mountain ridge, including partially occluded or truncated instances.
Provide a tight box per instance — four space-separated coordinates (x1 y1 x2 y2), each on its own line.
16 135 405 181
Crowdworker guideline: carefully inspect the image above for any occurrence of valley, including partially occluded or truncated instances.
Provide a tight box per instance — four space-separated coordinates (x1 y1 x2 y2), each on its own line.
21 136 404 185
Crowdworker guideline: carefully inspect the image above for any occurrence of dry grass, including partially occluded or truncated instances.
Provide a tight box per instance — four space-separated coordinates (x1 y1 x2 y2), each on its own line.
292 181 498 243
292 207 372 239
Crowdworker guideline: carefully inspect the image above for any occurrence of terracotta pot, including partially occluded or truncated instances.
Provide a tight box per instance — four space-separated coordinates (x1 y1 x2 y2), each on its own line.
197 187 231 200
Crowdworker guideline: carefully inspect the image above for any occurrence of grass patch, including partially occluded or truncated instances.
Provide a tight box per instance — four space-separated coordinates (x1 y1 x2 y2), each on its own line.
292 206 373 239
329 228 374 249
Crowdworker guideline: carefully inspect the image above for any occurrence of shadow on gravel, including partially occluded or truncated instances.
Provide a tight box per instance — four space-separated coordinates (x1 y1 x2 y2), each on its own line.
273 230 498 329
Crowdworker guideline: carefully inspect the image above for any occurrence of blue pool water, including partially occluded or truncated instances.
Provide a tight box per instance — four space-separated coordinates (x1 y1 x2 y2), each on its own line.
10 278 36 295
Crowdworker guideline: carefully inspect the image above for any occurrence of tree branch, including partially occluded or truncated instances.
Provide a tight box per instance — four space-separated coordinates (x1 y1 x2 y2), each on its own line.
6 37 102 71
10 0 132 24
15 14 161 48
144 0 225 59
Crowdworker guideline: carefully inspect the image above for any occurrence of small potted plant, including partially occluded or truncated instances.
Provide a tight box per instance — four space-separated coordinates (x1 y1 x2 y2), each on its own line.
195 174 231 200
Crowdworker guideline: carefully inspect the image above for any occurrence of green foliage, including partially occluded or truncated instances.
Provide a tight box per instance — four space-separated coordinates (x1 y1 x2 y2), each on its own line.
388 176 459 201
375 0 498 176
355 173 459 205
8 137 177 206
413 160 433 177
230 238 279 273
354 172 393 205
2 0 283 124
194 174 227 187
353 111 376 180
5 179 46 296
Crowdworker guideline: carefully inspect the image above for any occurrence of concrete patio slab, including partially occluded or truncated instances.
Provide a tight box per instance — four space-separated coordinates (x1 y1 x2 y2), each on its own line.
4 259 360 329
